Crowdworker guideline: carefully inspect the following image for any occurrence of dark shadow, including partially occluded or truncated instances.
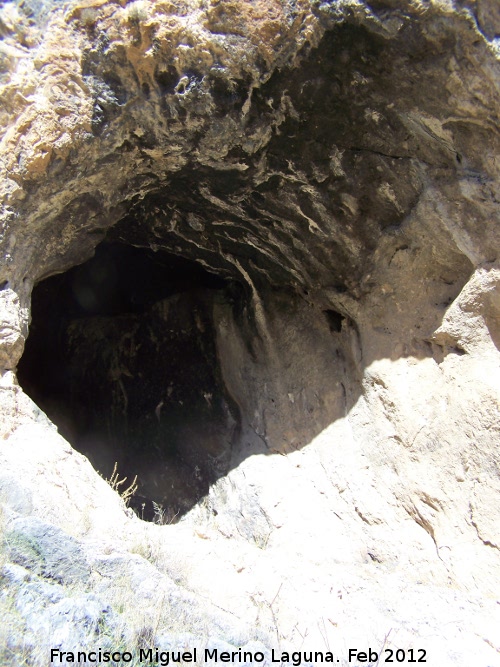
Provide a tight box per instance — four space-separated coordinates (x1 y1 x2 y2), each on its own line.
18 244 239 522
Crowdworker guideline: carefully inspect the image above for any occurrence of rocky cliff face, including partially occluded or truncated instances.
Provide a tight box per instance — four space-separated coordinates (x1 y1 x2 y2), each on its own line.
1 1 500 665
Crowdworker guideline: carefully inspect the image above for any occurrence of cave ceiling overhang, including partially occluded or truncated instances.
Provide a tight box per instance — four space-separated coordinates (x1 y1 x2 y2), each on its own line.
0 0 499 302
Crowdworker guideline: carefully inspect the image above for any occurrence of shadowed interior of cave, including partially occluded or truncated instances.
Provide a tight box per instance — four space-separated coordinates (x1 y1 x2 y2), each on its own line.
18 243 243 522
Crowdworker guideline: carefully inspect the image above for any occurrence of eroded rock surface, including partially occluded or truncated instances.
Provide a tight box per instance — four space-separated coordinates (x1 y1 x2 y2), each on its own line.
1 0 500 664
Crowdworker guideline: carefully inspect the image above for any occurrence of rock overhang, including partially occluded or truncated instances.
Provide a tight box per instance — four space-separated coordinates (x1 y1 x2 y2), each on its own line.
1 0 499 306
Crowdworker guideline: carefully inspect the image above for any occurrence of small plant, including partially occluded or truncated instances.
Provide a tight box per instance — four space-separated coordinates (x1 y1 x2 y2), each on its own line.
152 501 179 525
106 463 138 506
152 501 166 525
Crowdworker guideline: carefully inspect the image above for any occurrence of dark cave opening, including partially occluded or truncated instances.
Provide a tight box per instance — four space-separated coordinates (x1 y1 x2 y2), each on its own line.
18 243 241 522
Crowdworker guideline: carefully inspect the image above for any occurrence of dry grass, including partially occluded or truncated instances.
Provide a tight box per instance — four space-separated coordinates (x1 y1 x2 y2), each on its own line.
105 462 138 506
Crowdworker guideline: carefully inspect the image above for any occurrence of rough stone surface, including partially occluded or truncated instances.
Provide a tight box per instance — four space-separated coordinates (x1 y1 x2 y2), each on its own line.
1 0 500 665
6 515 91 584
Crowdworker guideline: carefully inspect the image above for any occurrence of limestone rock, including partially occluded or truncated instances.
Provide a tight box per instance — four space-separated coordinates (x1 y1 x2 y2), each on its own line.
1 0 500 665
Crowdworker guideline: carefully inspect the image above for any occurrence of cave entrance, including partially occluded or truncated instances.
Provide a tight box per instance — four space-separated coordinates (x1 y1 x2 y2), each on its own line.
18 243 240 522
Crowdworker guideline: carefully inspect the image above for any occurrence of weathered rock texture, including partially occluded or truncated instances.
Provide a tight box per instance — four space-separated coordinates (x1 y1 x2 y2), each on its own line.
1 0 500 664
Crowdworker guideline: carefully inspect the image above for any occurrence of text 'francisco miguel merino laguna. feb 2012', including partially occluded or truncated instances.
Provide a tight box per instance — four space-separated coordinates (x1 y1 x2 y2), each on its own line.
49 646 428 665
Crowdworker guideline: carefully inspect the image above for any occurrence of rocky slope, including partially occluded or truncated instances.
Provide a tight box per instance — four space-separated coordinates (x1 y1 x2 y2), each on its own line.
0 0 500 665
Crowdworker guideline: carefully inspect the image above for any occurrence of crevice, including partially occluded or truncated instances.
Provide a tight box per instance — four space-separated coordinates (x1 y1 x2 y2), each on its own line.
469 503 500 551
347 146 418 162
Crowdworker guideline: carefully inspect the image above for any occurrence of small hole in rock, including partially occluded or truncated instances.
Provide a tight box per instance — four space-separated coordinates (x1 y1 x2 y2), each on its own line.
324 309 344 333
